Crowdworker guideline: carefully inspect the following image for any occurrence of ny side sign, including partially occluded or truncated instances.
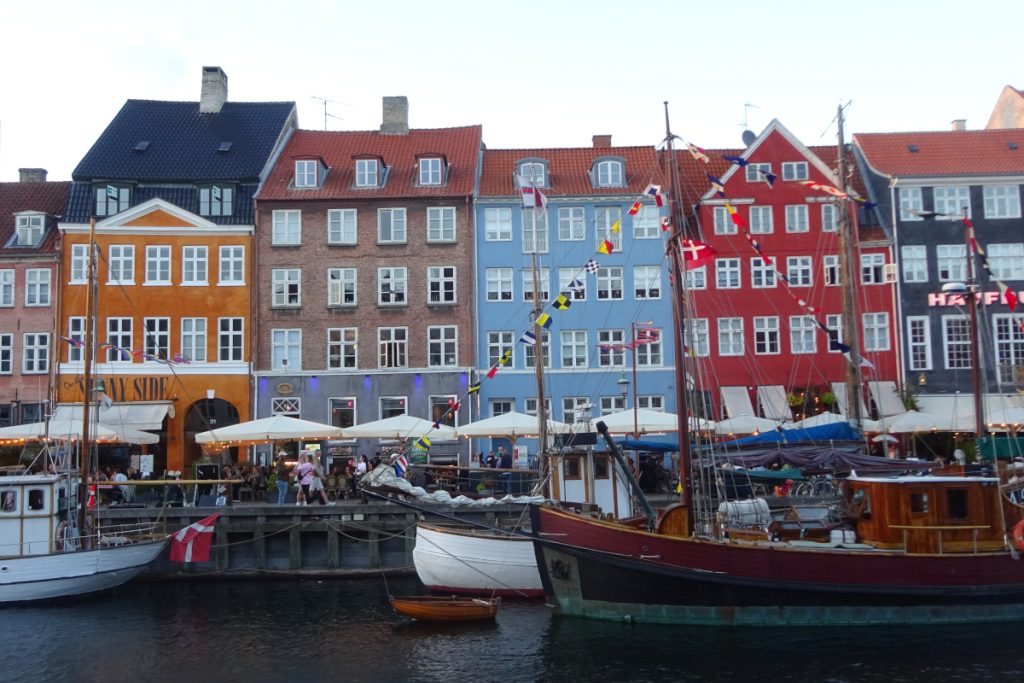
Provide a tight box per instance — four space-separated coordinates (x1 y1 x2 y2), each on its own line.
65 376 171 403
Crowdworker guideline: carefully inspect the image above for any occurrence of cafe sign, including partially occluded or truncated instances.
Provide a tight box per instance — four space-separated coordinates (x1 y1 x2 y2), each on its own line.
928 291 1023 307
63 376 171 402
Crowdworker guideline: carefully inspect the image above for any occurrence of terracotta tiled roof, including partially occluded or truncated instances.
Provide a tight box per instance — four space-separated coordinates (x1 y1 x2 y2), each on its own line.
673 147 736 209
478 146 662 197
854 129 1024 177
0 181 71 256
258 126 483 200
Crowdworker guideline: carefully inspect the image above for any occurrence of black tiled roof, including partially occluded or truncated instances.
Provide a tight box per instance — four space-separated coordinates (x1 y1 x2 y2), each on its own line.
72 100 296 182
64 182 258 224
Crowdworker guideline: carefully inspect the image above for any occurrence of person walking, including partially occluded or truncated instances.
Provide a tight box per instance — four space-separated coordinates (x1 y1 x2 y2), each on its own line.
309 455 333 505
274 453 290 505
294 452 314 506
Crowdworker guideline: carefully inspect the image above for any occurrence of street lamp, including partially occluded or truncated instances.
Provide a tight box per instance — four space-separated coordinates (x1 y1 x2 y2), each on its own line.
616 373 630 405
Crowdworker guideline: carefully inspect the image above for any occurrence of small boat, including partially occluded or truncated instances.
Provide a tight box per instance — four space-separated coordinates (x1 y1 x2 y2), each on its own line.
389 595 500 622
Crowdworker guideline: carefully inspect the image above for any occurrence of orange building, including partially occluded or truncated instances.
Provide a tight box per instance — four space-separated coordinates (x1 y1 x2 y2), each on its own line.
55 67 296 473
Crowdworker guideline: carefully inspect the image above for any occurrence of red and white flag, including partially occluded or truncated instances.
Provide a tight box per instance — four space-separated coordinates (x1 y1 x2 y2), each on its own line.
518 175 548 209
677 238 717 269
170 513 221 563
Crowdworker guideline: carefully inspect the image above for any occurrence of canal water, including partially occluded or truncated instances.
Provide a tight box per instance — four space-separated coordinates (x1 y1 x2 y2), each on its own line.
4 578 1023 683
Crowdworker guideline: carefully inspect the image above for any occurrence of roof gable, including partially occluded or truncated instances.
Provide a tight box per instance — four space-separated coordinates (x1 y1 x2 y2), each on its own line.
854 129 1024 178
94 198 217 231
478 146 661 197
0 181 71 257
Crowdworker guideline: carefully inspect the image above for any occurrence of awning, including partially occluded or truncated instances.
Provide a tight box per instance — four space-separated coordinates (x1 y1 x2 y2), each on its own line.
915 394 1024 431
52 401 172 431
831 382 869 418
721 386 755 418
756 385 790 421
867 381 905 418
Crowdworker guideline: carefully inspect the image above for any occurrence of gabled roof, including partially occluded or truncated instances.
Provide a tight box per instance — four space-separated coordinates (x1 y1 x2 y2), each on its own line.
707 120 837 194
257 126 483 200
0 181 71 256
478 146 661 197
73 99 297 182
853 129 1024 178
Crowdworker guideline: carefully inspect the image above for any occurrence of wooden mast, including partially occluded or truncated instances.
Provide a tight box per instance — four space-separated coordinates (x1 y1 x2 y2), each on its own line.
964 212 986 443
531 251 548 463
664 103 693 522
835 104 865 428
77 218 97 542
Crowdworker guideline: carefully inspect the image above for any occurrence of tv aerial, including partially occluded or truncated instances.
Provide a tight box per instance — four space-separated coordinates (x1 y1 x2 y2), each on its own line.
311 95 348 131
740 103 759 146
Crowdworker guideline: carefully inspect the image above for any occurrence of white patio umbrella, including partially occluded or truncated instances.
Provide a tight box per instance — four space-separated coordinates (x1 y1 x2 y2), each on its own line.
194 414 344 444
786 411 882 433
341 414 457 440
590 408 713 434
0 419 158 444
885 410 956 434
987 407 1024 429
456 411 570 439
714 415 781 435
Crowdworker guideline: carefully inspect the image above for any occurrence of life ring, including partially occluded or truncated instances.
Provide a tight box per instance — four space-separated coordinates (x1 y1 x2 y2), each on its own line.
1012 519 1024 552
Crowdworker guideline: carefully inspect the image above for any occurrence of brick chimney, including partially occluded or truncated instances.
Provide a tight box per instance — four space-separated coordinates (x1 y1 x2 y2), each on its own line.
592 134 612 148
951 119 967 131
381 96 409 135
18 168 47 183
200 66 228 114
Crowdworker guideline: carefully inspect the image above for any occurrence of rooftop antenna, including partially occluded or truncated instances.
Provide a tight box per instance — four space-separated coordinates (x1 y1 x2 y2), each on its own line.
311 95 348 131
740 103 759 147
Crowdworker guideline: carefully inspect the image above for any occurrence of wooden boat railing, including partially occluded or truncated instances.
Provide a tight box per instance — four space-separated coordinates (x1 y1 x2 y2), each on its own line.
889 524 990 554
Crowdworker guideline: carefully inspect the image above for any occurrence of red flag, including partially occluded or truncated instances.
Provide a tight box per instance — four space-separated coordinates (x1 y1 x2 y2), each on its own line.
678 238 716 269
597 239 614 255
170 513 221 563
627 201 643 216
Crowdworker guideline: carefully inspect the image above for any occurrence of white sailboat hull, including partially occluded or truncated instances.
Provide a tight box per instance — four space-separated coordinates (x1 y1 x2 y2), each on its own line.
413 522 542 597
0 539 167 604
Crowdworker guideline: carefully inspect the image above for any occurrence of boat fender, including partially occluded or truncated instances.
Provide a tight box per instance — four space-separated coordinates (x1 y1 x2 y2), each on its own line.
54 521 72 553
1012 519 1024 552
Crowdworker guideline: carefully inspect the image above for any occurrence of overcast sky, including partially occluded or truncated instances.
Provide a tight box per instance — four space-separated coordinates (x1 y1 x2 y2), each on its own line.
1 0 1019 182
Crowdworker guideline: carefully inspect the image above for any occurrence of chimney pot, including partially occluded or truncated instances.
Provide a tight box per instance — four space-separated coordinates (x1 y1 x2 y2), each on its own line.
18 168 47 183
592 134 612 148
200 66 228 114
381 96 409 135
951 119 967 131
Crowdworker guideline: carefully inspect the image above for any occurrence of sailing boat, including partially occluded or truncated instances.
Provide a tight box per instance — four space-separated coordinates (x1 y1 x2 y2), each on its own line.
527 105 1024 626
0 221 168 604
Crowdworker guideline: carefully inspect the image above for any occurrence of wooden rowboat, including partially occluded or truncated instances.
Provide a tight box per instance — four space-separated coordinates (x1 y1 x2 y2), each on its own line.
389 595 500 622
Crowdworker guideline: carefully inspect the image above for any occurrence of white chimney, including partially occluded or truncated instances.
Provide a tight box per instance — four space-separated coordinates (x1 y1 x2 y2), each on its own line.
951 119 967 131
200 66 228 114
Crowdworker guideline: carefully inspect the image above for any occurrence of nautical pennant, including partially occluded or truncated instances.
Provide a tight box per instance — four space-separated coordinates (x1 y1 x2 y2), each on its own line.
687 144 710 164
597 239 614 255
553 294 571 310
584 259 599 274
468 382 481 394
627 201 643 216
798 180 847 198
643 184 666 207
707 174 725 197
535 313 552 329
519 175 548 209
611 219 621 234
678 238 716 269
722 155 749 167
757 168 777 187
519 330 537 345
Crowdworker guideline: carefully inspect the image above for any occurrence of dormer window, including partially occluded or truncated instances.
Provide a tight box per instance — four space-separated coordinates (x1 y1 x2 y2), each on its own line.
295 159 319 188
419 157 444 186
94 184 130 217
355 158 380 188
199 185 234 217
594 159 625 188
14 214 44 246
517 161 548 188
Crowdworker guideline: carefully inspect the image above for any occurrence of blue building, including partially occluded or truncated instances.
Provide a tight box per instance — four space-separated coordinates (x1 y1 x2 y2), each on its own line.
473 136 676 460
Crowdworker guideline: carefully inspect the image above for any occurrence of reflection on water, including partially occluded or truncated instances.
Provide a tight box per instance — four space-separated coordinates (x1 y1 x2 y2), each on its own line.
4 579 1024 683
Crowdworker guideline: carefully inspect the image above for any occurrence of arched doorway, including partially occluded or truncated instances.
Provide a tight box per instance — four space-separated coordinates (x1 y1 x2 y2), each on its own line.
184 398 240 468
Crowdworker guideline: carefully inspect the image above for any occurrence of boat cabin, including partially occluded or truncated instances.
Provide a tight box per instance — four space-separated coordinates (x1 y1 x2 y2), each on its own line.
0 474 74 557
548 450 634 519
848 475 1007 554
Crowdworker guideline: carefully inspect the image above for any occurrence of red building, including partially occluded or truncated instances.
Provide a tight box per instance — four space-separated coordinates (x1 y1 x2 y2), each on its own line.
680 120 900 426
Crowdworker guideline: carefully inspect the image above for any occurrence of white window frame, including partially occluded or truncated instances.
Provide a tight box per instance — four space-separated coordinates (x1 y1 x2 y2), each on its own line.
753 316 780 355
427 325 458 367
67 317 86 363
560 330 588 368
295 159 318 188
377 208 407 244
218 245 244 285
522 209 549 254
715 258 741 289
993 314 1024 383
633 205 659 238
751 257 776 289
0 270 12 307
749 206 773 234
899 187 923 220
559 268 586 301
781 161 808 181
937 244 967 282
378 267 407 305
485 267 513 302
427 207 456 242
522 268 550 302
988 244 1024 280
746 163 771 182
199 185 233 217
598 329 625 367
557 207 586 241
933 186 971 218
821 203 838 232
524 330 550 369
15 214 44 246
484 207 512 241
327 327 358 369
685 318 710 357
271 210 301 245
863 312 891 352
686 266 707 290
823 255 841 287
983 185 1021 219
860 253 885 285
786 256 813 287
271 328 302 371
0 334 11 373
518 162 547 187
106 317 132 363
108 245 135 285
271 268 301 307
218 317 244 362
942 315 972 370
70 244 89 284
785 204 809 233
635 328 662 367
181 246 208 286
328 209 357 245
22 332 49 374
901 245 928 283
596 267 623 300
327 268 357 307
713 206 735 235
378 327 408 369
355 159 379 188
633 265 661 299
428 266 457 305
24 269 50 306
789 315 817 354
596 160 623 187
419 157 443 186
145 245 171 285
143 317 170 360
488 331 514 368
595 206 622 251
181 317 207 363
718 317 744 357
826 314 843 353
907 316 931 371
